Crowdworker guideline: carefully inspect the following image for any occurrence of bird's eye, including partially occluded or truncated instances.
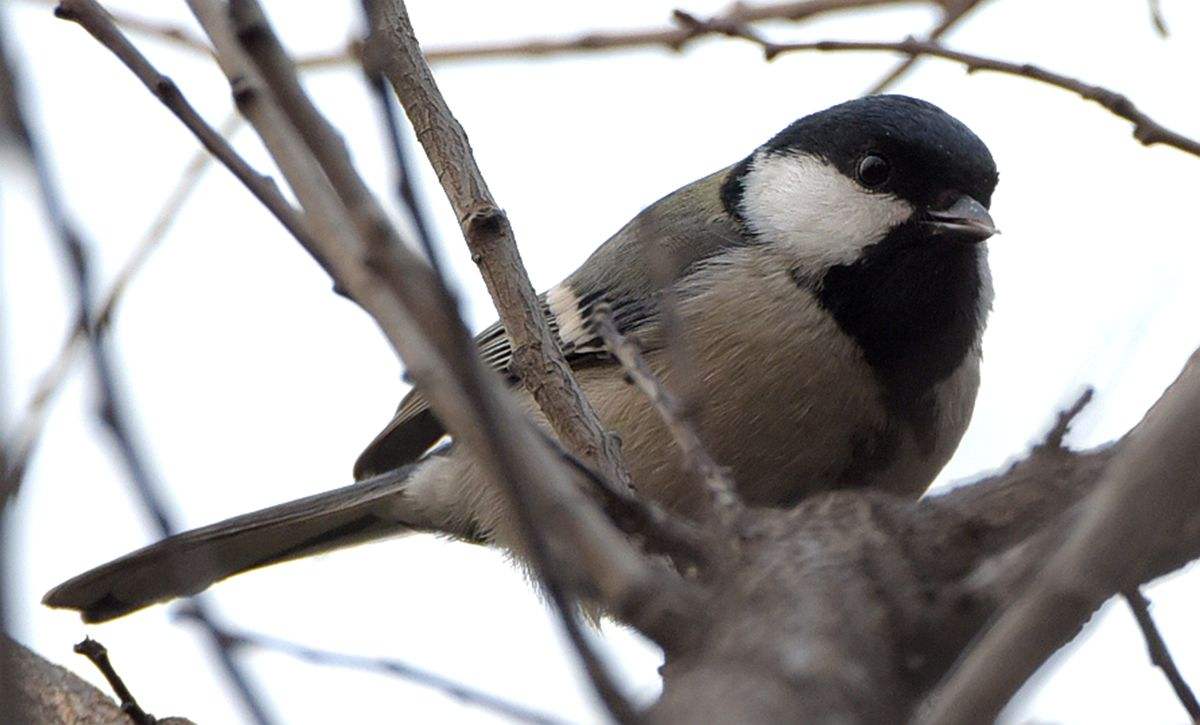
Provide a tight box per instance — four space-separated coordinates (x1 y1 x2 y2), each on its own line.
857 154 891 188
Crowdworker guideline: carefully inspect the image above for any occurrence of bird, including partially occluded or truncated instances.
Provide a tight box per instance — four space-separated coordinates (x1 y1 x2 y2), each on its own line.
44 95 999 623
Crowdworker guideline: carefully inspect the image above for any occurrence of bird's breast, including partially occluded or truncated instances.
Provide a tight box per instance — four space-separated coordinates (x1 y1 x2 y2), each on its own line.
591 246 981 512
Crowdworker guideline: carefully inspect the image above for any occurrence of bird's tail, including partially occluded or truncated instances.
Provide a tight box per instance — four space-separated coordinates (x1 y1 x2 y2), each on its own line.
43 467 416 623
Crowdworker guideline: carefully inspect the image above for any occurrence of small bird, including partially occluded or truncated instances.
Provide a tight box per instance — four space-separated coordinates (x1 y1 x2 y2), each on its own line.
45 95 998 622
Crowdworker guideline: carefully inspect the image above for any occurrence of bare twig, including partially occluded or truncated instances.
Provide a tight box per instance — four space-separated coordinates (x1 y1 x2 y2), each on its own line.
363 2 635 488
4 113 240 488
752 37 1200 158
173 611 564 725
23 0 211 53
211 1 690 717
593 304 742 529
9 8 273 722
922 350 1200 723
1041 386 1095 450
1148 0 1169 37
73 638 155 725
24 0 942 67
1123 589 1200 720
356 0 440 275
402 0 915 65
54 2 326 272
361 4 663 718
540 429 713 570
865 0 989 94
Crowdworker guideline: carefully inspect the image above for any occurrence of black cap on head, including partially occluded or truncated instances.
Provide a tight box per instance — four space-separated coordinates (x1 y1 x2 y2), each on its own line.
763 95 998 208
723 95 998 219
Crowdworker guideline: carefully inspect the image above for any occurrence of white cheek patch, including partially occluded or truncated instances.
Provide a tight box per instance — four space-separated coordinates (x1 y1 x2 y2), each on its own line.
546 283 589 349
739 151 914 268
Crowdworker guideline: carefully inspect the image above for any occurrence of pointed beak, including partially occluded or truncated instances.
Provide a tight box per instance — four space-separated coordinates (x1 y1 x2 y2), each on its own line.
923 194 997 244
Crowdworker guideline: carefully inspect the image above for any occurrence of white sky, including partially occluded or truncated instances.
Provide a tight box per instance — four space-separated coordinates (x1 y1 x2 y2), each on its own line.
3 0 1200 722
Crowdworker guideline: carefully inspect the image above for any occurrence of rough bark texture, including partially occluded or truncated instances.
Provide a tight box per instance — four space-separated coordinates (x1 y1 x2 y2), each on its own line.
3 636 193 725
651 444 1119 722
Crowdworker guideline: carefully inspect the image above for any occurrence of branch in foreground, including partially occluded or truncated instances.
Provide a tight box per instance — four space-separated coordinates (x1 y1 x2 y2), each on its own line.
593 304 742 530
923 348 1200 723
54 1 326 271
1123 589 1200 720
356 0 440 276
2 12 272 723
177 2 696 720
3 112 239 492
648 346 1200 721
363 0 634 496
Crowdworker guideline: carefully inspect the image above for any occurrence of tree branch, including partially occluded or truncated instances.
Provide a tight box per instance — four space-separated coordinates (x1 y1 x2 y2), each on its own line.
593 304 742 530
173 610 563 725
356 0 441 276
923 349 1200 723
73 638 155 725
3 112 239 491
1123 589 1200 720
2 12 273 723
756 37 1200 158
166 2 701 719
864 0 989 94
4 636 195 725
362 0 635 496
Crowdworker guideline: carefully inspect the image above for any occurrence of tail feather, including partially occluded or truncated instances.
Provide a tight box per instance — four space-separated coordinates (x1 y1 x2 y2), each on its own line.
43 468 414 623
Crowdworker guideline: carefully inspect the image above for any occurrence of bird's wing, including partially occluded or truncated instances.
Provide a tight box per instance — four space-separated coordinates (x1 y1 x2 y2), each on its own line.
352 166 746 479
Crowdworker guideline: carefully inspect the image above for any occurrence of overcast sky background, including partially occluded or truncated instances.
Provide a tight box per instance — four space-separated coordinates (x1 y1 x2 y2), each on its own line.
3 0 1200 722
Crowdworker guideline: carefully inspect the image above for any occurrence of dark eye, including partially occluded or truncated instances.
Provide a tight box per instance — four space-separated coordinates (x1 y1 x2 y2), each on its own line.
857 154 891 188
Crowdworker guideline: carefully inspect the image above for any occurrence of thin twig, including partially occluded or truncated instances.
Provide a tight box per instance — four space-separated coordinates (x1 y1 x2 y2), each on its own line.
745 36 1200 158
21 0 944 67
1041 386 1095 451
865 0 989 94
173 610 564 725
365 0 636 494
11 8 273 723
364 3 648 718
73 638 156 725
3 113 240 488
23 0 211 53
1148 0 1169 37
357 0 440 276
593 304 742 530
539 429 713 570
54 1 328 274
1123 589 1200 720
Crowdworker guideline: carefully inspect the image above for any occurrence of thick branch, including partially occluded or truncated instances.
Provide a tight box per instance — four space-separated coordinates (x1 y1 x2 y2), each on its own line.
923 349 1200 723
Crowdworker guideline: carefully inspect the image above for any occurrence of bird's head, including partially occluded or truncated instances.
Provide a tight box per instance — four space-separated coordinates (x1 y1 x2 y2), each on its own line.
722 96 1000 408
722 94 998 271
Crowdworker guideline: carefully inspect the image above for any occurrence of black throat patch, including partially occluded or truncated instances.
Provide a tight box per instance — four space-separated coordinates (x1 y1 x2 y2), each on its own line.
810 223 984 448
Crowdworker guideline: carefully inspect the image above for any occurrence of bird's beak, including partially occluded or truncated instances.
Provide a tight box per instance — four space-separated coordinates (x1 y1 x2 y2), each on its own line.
923 194 997 243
